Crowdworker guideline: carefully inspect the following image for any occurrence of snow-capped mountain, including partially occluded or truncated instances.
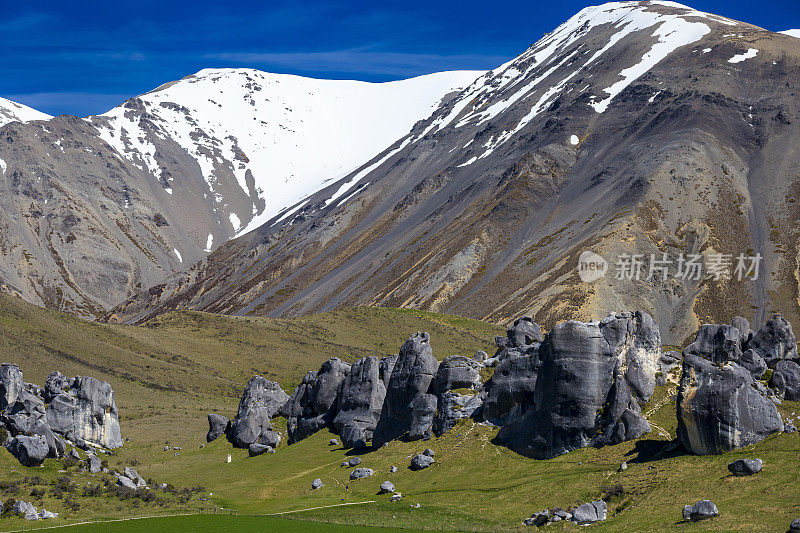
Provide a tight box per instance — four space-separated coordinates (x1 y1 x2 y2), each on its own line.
110 1 800 344
0 96 51 127
89 69 482 237
0 70 480 316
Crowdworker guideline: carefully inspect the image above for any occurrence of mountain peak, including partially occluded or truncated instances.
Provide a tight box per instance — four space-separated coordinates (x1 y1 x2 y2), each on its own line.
0 96 52 128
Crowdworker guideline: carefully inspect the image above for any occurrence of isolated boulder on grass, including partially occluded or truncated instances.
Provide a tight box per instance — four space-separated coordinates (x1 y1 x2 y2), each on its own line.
349 468 374 480
571 500 607 524
727 458 763 476
409 454 434 471
123 467 146 487
682 500 718 521
116 476 137 490
87 453 101 473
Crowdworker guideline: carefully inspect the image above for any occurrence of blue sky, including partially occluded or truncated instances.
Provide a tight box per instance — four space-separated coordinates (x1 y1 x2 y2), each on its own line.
2 0 799 117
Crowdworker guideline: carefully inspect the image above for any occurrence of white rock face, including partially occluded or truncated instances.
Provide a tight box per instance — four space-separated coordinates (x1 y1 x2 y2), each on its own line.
44 374 123 449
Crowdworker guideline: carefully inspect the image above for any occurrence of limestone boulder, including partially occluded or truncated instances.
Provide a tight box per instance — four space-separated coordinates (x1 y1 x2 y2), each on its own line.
770 360 800 401
677 354 782 454
44 375 123 449
748 315 798 368
333 356 386 448
229 376 288 448
206 413 230 443
373 333 438 445
7 435 49 466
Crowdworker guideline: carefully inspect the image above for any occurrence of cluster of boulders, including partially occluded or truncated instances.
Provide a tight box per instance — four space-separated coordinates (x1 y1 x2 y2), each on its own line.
495 312 658 458
5 500 58 521
677 315 795 455
0 364 122 467
524 500 607 526
208 311 798 466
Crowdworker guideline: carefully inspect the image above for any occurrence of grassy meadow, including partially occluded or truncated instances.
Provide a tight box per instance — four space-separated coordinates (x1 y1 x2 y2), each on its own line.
0 293 798 531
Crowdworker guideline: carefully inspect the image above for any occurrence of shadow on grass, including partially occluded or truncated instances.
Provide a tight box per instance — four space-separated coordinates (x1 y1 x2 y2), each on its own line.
624 439 686 464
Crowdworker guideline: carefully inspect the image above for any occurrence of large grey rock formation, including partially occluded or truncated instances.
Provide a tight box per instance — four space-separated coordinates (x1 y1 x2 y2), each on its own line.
283 358 350 444
428 349 486 436
496 313 655 459
373 333 439 446
677 352 783 455
2 388 47 437
407 394 437 441
6 435 49 467
731 317 754 348
332 356 386 448
31 420 65 459
229 376 288 448
44 373 123 449
683 324 743 364
748 315 798 368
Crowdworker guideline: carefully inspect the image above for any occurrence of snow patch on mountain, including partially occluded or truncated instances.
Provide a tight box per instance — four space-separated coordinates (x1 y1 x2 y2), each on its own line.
91 69 482 237
728 48 759 63
779 29 800 38
0 97 52 128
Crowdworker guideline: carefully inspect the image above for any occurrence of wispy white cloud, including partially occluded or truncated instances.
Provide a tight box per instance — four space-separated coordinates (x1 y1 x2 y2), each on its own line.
204 48 508 77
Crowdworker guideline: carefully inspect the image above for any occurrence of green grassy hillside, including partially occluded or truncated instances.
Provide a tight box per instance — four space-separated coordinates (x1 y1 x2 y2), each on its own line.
0 293 798 531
